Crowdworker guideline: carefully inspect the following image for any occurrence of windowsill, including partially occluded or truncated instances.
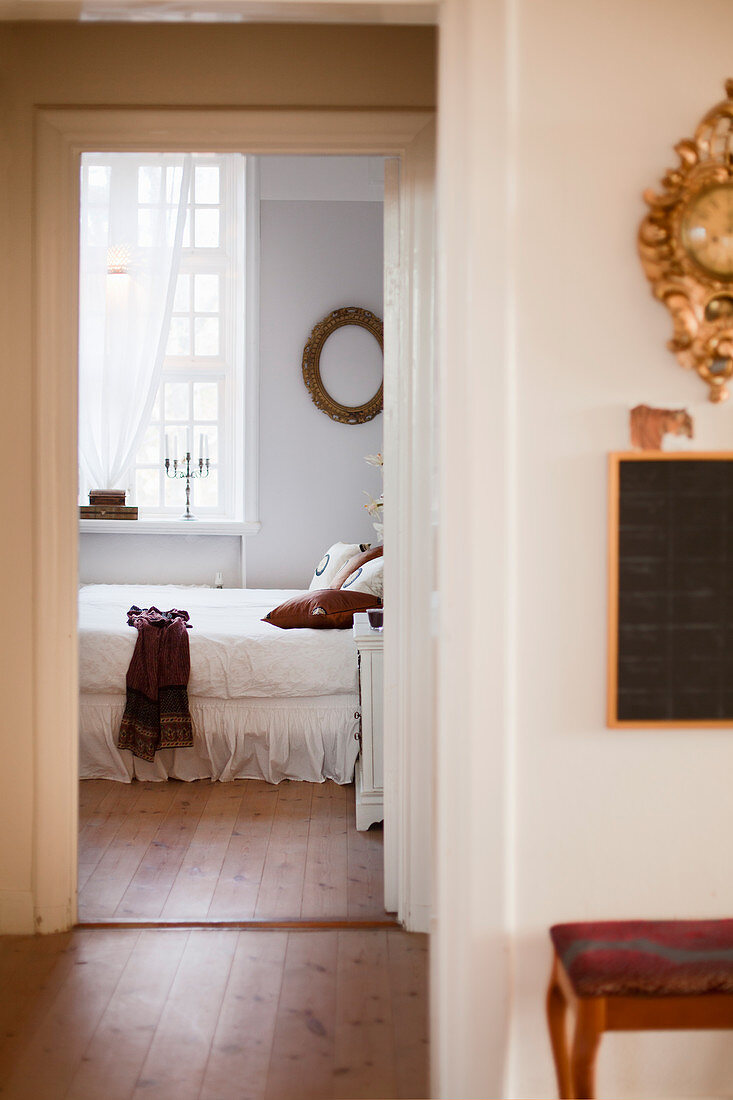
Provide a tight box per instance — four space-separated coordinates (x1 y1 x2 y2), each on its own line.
79 518 261 536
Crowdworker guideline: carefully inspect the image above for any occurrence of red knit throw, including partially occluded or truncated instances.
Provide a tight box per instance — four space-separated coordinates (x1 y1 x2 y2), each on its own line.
117 606 194 762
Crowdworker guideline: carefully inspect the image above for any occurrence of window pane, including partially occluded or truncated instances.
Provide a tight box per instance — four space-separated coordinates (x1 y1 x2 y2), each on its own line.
164 381 189 420
165 430 188 461
166 165 184 202
135 468 160 508
166 317 190 357
136 425 160 464
173 274 191 313
149 387 161 422
88 165 111 202
194 208 220 248
194 316 219 357
182 210 191 249
137 208 155 247
85 208 108 247
165 207 179 247
193 468 218 508
194 273 219 313
193 383 218 421
138 166 162 204
164 472 184 509
195 166 220 204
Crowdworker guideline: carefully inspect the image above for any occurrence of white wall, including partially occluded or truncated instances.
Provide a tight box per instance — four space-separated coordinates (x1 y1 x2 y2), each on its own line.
259 154 384 201
79 155 384 589
247 185 383 588
510 3 733 1097
78 533 242 587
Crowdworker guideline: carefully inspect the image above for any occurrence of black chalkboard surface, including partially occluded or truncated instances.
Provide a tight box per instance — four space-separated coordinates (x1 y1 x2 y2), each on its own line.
608 453 733 727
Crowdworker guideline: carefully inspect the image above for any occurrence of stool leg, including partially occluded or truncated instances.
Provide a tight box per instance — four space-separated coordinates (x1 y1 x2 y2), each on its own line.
546 967 572 1099
570 1000 604 1100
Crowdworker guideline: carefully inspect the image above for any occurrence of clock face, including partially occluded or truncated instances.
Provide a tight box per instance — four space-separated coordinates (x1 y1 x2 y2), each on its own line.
680 182 733 280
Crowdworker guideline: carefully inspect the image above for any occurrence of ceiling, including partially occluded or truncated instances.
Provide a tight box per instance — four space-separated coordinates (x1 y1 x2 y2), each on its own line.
0 0 437 22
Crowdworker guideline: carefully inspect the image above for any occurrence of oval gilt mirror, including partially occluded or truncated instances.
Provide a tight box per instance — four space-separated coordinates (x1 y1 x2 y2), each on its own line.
301 306 383 424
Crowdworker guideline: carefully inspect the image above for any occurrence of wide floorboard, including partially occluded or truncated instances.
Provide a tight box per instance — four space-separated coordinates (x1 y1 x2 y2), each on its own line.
78 779 386 924
0 927 428 1100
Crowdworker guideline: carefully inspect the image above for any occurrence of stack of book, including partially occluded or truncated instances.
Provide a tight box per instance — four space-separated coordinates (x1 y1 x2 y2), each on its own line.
81 490 138 520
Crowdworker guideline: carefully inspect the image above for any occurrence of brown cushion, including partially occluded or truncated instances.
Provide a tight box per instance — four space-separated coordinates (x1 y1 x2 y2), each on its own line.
330 545 383 590
263 588 381 630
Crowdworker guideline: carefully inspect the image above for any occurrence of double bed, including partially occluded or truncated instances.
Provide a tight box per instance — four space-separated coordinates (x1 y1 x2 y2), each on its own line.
78 584 360 784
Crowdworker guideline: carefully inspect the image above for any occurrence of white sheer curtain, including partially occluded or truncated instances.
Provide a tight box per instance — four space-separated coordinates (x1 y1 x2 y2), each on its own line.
78 153 192 491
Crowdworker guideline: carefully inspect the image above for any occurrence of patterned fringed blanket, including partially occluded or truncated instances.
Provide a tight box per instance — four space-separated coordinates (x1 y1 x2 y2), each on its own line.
118 605 194 762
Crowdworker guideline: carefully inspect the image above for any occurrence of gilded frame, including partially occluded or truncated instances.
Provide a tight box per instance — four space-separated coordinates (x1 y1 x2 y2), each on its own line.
638 81 733 402
301 306 384 424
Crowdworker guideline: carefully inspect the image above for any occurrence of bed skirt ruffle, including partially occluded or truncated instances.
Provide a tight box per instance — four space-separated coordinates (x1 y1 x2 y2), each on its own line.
79 693 360 784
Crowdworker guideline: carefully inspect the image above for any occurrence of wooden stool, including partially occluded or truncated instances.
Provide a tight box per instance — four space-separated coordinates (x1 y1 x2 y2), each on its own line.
547 920 733 1099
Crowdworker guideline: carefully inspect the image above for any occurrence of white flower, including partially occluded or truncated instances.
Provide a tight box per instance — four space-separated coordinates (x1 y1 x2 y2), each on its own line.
364 454 384 542
363 490 384 519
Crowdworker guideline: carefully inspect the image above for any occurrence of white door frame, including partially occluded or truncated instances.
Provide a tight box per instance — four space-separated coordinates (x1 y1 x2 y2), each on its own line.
383 123 436 929
32 105 436 933
432 1 516 1096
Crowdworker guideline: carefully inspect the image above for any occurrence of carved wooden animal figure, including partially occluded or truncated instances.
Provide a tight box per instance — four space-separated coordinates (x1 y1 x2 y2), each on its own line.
629 404 694 451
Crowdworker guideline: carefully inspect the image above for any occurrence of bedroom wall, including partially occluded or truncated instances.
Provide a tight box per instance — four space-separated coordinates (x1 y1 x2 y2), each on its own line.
78 155 384 589
249 182 383 588
78 534 243 588
508 2 733 1096
0 21 434 931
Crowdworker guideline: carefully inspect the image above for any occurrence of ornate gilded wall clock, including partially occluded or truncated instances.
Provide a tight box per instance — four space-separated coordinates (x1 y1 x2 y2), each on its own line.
639 80 733 401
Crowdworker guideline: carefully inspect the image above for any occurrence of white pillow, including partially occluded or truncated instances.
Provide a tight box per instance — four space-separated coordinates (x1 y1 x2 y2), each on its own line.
341 556 383 600
308 542 364 590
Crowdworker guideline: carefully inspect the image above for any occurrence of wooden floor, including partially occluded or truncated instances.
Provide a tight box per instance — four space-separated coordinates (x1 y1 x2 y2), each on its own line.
0 926 428 1099
78 780 387 924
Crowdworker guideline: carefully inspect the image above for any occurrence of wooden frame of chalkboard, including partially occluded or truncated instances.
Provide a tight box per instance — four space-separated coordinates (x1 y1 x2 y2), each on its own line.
608 451 733 728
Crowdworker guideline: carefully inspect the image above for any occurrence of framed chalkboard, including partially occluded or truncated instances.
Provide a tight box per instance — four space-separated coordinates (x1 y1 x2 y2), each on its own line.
608 452 733 727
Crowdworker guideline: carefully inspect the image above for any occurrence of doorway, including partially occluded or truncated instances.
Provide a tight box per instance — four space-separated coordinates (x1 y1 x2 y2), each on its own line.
33 106 436 934
76 150 390 926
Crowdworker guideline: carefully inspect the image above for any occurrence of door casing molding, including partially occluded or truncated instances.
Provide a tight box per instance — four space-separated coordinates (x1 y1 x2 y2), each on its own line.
382 122 436 930
32 104 435 933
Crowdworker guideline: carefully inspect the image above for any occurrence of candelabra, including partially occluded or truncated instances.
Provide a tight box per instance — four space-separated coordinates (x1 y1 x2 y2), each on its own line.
164 452 210 520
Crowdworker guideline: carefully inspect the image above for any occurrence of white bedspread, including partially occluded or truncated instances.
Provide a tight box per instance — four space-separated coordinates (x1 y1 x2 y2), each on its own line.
78 584 359 698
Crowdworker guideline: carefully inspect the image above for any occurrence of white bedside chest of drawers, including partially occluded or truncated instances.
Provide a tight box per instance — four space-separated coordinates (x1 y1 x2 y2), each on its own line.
352 612 384 830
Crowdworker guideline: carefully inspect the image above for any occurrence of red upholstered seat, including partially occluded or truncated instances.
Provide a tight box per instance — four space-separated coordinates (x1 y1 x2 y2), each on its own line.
550 920 733 997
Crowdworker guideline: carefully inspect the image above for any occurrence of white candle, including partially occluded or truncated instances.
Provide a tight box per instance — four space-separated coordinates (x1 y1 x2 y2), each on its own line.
199 432 204 463
165 433 170 461
204 434 209 461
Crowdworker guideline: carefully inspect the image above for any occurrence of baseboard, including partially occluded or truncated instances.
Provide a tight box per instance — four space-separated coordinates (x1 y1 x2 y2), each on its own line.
0 889 35 934
34 903 74 934
403 900 430 934
77 918 401 930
